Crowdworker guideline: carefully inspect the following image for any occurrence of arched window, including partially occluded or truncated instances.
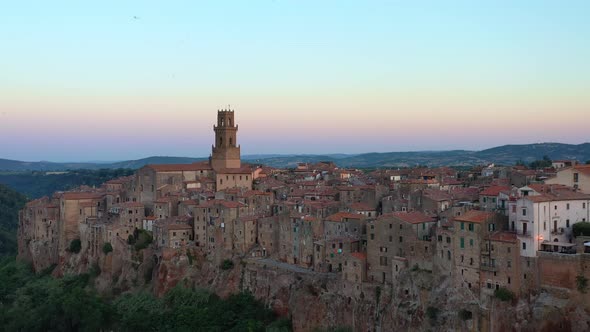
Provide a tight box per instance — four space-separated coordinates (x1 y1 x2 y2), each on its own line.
229 137 233 145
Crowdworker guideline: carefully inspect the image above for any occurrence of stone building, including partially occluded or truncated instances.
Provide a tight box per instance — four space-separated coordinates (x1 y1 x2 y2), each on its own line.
367 211 436 284
452 210 498 292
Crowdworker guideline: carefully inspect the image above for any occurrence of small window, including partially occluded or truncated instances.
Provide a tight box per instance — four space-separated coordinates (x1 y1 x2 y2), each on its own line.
522 209 527 216
522 242 526 250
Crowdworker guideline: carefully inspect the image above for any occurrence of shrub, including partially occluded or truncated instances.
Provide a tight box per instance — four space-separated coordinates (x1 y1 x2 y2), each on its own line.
458 309 472 321
573 222 590 237
68 239 81 253
426 306 439 320
134 229 153 251
577 275 588 294
102 242 113 255
221 259 234 270
494 287 515 302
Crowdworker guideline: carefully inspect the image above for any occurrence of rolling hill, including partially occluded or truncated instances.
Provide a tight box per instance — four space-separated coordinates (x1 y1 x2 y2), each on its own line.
1 143 589 171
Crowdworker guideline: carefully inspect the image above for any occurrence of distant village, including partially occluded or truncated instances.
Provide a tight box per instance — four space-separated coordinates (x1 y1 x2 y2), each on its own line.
18 109 590 301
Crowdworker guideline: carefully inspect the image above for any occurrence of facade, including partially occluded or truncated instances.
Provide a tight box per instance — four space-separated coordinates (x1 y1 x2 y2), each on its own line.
545 165 590 194
511 187 590 257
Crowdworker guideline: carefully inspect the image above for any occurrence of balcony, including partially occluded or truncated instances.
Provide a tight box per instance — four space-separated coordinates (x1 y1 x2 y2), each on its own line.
550 228 565 235
516 230 531 237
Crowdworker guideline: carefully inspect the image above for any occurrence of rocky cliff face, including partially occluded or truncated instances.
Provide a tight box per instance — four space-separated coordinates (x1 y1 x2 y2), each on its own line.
20 239 590 332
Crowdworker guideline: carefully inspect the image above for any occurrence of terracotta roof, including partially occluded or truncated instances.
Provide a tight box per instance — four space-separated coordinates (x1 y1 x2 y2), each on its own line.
350 202 375 211
423 189 453 201
387 211 435 224
61 192 104 200
325 212 365 222
197 199 245 209
454 210 495 224
489 231 517 243
573 165 590 176
350 252 367 260
525 190 590 203
480 186 511 197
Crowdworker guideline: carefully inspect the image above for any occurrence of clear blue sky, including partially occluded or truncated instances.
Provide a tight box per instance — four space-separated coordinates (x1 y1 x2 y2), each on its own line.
1 1 589 161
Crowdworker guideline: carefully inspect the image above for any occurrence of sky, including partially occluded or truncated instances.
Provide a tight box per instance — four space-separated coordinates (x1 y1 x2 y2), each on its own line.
1 1 589 162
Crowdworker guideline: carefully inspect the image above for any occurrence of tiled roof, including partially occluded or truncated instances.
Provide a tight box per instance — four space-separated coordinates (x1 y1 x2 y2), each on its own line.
350 252 367 260
389 211 435 224
480 186 511 197
489 231 517 243
325 212 365 222
454 210 495 224
61 192 104 200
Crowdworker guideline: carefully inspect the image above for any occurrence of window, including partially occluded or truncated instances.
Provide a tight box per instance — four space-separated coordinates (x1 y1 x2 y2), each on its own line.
389 223 392 229
567 203 570 210
461 222 465 230
380 247 388 252
507 260 511 268
522 242 526 250
522 209 527 216
469 258 473 265
446 237 451 243
584 203 587 209
507 247 511 253
468 223 474 232
389 235 393 242
566 219 570 228
370 234 374 240
460 237 465 249
379 256 388 266
555 205 557 210
399 236 403 243
574 173 579 182
512 205 516 213
469 239 474 247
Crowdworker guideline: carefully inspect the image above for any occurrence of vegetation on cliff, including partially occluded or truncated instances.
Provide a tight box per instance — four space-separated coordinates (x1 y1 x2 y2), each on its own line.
0 168 134 198
0 258 291 332
0 184 28 256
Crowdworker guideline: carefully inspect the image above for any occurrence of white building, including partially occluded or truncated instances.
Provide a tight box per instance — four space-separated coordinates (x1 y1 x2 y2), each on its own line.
510 188 590 257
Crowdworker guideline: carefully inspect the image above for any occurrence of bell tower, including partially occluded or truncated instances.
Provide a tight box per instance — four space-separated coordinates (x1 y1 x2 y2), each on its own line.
211 109 241 170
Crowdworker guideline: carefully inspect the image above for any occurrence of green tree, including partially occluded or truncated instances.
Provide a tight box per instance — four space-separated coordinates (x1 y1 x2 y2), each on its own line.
102 242 113 255
573 222 590 237
68 239 82 253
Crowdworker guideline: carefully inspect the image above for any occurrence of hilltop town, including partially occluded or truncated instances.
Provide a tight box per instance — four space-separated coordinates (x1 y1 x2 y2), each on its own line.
17 110 590 331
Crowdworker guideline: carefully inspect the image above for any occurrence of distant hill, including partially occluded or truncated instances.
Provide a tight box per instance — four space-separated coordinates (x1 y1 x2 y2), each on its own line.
1 143 589 171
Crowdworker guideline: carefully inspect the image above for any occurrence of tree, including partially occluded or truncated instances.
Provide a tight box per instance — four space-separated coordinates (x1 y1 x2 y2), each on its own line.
529 155 552 169
68 239 82 253
221 259 234 270
573 222 590 237
494 287 515 302
102 242 113 255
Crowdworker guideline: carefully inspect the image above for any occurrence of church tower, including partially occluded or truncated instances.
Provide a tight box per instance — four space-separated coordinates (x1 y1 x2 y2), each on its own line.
211 109 241 170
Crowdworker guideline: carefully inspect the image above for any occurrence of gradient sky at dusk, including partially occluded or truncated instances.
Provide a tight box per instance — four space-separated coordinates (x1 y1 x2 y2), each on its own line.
1 1 589 162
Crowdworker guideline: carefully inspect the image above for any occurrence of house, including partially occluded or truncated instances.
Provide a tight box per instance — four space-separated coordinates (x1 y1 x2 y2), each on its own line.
511 187 590 257
545 164 590 194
